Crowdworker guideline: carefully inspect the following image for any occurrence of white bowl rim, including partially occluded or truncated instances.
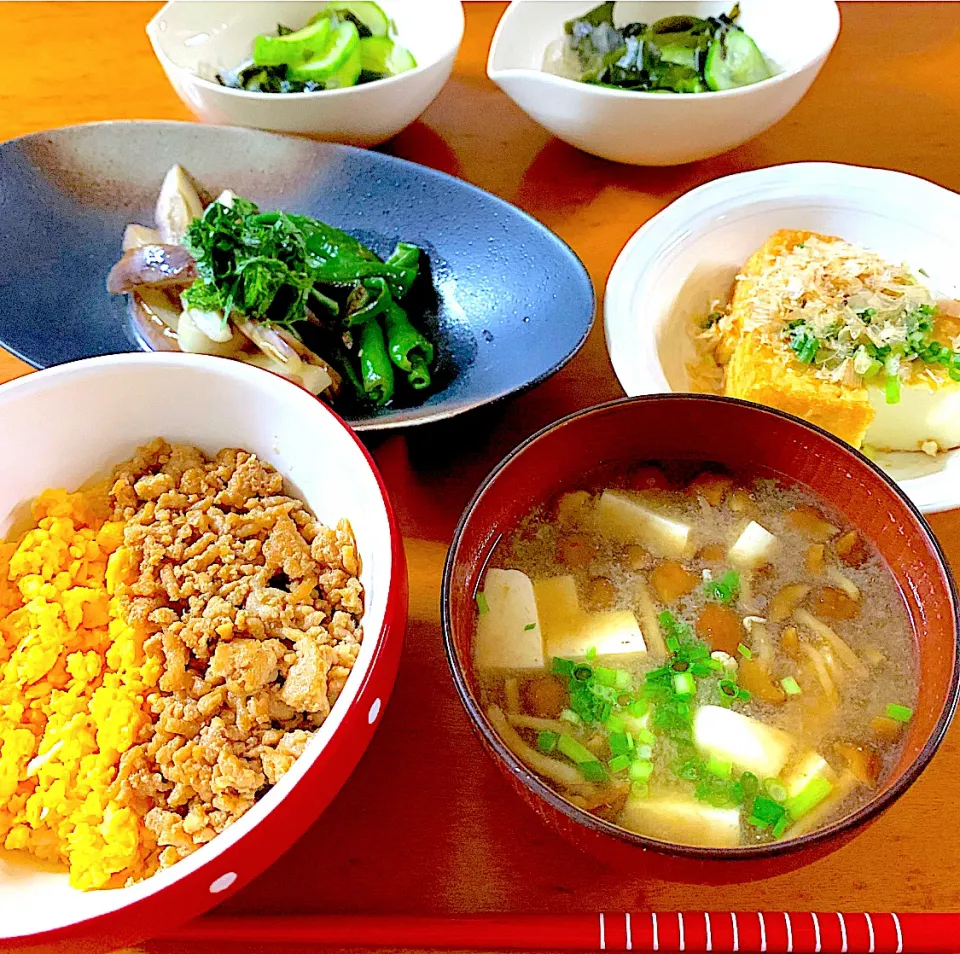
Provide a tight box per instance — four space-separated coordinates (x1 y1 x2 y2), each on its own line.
487 0 840 100
603 160 960 516
0 351 401 938
146 0 465 101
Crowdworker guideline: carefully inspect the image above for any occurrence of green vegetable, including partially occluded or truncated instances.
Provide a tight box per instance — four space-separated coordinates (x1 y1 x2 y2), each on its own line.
786 776 833 820
585 646 598 663
628 759 653 781
383 301 435 380
537 731 559 754
609 754 632 773
748 795 787 829
552 657 576 678
609 732 632 757
737 643 752 659
705 755 733 779
551 3 769 95
314 1 391 37
254 17 333 67
475 592 489 615
358 318 395 406
673 671 695 696
360 35 417 77
579 760 608 783
290 20 360 82
524 623 537 632
763 778 788 803
557 734 596 765
704 570 740 604
703 28 771 91
887 703 913 722
885 372 901 405
345 277 390 326
781 676 802 696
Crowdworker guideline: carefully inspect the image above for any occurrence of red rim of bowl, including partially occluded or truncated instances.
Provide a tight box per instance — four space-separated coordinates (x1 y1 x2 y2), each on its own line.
441 393 960 861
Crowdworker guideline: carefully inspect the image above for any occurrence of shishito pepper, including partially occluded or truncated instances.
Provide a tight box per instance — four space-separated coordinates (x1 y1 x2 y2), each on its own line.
358 318 395 406
383 300 434 390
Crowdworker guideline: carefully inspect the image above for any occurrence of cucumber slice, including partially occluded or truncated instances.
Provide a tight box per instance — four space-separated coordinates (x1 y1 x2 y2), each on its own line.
290 20 360 82
310 1 390 38
359 35 417 76
253 17 333 67
704 29 771 91
323 40 363 88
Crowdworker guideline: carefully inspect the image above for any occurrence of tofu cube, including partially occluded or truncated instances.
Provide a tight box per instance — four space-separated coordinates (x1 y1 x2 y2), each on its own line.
533 575 582 644
475 569 545 670
727 521 778 569
693 705 795 778
783 750 836 799
619 794 741 848
547 610 646 661
595 491 692 559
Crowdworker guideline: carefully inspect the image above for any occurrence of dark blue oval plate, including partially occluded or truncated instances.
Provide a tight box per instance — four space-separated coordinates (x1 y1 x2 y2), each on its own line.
0 121 594 431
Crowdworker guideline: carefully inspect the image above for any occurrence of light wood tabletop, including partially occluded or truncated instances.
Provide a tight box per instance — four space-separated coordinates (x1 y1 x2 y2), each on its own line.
2 2 960 951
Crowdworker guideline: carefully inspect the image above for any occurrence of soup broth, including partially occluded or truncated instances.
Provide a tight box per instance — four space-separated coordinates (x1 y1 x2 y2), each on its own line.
473 463 917 849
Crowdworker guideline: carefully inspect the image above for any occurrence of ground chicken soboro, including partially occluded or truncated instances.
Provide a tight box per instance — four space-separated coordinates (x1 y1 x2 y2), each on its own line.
0 439 364 889
112 440 364 874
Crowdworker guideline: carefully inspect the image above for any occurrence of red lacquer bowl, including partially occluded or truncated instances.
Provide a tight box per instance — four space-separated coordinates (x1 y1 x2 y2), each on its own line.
0 355 407 952
442 395 959 880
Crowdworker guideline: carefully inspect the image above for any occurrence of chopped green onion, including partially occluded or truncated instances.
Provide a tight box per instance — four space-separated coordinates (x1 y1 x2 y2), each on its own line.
763 778 788 803
718 678 738 698
637 728 656 746
750 795 787 827
781 677 802 696
885 372 901 405
665 635 680 653
537 731 559 754
615 669 632 691
628 699 650 719
738 643 753 659
609 754 631 773
594 666 617 687
737 688 752 702
606 713 626 733
785 776 833 820
552 657 575 678
740 772 760 799
579 760 608 783
705 755 733 779
609 732 632 757
673 671 696 696
772 815 791 839
635 744 652 760
631 779 649 797
559 709 581 726
476 592 489 615
887 704 913 723
585 646 598 663
573 664 593 682
704 570 741 604
523 622 536 631
557 733 597 765
629 759 653 781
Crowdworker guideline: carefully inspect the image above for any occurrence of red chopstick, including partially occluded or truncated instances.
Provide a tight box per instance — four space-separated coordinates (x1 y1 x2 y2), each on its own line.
164 911 956 952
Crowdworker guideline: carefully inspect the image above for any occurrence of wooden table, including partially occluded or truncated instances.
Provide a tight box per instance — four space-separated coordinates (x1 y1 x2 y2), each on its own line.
3 3 960 951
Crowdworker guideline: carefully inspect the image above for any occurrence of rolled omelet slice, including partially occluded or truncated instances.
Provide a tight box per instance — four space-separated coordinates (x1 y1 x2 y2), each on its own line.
719 229 960 452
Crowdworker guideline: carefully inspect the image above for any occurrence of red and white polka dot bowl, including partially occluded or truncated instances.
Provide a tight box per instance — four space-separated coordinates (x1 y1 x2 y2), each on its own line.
0 353 407 951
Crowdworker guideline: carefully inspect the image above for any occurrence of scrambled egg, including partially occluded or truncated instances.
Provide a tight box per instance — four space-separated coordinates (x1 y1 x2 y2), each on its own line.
0 489 161 889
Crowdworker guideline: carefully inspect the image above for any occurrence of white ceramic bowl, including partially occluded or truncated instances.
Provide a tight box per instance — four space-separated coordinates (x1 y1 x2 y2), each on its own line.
0 354 407 948
488 0 840 166
148 0 464 147
604 161 960 514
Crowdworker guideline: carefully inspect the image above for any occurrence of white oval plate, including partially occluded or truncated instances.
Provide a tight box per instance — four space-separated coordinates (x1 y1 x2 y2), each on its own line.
605 162 960 514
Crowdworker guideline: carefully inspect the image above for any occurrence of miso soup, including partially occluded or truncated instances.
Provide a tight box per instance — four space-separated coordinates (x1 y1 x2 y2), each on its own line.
473 464 917 849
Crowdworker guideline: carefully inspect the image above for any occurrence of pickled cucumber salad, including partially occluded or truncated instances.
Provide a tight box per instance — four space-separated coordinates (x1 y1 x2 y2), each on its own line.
107 165 436 409
218 1 416 94
543 2 772 94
